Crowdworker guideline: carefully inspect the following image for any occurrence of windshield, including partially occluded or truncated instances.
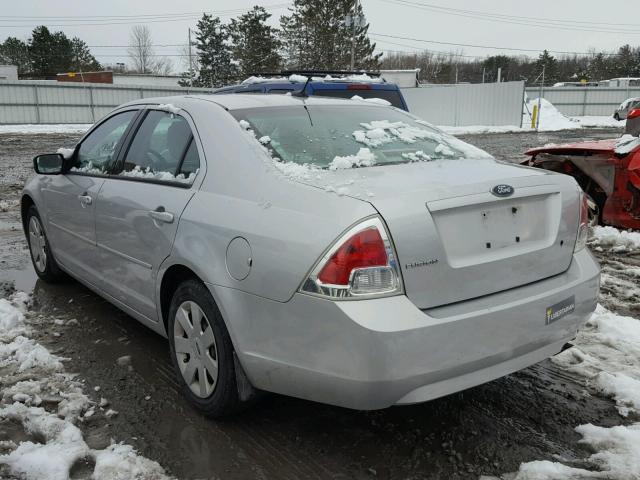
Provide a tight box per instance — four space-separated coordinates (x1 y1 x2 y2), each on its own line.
232 105 491 169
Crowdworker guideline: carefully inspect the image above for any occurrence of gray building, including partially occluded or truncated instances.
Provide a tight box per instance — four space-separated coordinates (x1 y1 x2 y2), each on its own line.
0 65 18 81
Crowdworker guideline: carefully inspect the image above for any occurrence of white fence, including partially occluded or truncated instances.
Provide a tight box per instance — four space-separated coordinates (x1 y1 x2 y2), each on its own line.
402 81 525 127
525 87 640 117
0 79 527 127
0 81 214 124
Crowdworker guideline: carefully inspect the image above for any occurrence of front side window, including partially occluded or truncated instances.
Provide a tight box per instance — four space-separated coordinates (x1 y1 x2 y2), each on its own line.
119 110 199 183
72 110 136 174
233 105 492 170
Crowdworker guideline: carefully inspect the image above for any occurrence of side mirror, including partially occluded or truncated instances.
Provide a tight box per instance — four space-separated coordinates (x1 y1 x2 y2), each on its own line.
33 153 65 175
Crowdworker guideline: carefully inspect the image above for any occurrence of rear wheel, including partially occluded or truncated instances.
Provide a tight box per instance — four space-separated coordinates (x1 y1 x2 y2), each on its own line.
168 279 242 417
26 206 65 283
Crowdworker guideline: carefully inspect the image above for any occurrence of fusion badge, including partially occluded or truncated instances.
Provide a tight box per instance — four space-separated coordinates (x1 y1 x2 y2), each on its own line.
546 296 575 325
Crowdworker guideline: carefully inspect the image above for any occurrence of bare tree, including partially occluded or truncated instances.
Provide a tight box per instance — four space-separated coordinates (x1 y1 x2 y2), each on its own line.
128 25 155 74
127 25 174 75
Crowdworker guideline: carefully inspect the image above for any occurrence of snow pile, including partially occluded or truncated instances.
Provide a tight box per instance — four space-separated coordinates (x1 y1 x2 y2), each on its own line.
523 97 579 131
350 95 392 106
69 162 104 175
553 305 640 416
241 75 287 85
514 423 640 479
615 134 640 155
119 165 198 184
329 147 376 170
508 305 640 478
155 103 181 115
589 225 640 252
0 293 173 480
56 147 75 159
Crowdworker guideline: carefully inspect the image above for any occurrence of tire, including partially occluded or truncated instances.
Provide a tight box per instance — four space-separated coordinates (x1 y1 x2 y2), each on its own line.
26 206 66 283
168 279 242 417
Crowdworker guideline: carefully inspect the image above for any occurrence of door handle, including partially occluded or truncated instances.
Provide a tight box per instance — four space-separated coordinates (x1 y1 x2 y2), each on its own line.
148 208 174 224
77 194 92 207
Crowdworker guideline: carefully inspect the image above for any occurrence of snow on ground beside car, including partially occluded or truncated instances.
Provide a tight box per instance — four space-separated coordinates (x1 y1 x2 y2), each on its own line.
590 225 640 252
443 98 624 135
0 124 91 135
0 292 172 480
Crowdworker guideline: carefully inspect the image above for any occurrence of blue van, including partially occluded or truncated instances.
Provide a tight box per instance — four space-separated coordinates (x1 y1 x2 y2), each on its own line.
213 70 409 111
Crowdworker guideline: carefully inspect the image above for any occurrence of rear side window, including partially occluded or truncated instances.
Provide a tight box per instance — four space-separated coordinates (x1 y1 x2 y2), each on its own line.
119 110 199 184
312 88 405 108
73 111 136 174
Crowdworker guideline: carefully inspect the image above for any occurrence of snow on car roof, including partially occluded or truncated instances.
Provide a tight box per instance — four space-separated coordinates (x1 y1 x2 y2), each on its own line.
117 92 395 115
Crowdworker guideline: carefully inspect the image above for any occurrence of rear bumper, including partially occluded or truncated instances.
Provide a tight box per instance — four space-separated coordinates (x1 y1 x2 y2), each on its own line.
210 249 600 410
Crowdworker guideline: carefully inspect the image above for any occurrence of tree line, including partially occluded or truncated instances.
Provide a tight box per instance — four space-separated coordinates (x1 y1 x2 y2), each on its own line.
0 26 101 77
380 45 640 86
3 0 640 88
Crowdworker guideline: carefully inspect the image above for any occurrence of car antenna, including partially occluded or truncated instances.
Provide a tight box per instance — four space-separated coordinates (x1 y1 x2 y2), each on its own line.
291 75 312 98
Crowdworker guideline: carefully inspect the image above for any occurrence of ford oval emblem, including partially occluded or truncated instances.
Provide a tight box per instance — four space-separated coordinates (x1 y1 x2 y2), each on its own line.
491 184 514 197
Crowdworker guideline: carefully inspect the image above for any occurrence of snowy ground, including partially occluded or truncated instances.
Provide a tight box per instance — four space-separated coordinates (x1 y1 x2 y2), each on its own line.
0 128 638 480
442 97 625 135
0 294 172 480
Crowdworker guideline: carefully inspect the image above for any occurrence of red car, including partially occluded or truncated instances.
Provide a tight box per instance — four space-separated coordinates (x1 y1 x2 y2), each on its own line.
522 113 640 230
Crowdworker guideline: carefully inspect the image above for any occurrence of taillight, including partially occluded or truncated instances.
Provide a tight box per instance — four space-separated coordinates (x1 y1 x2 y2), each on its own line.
575 191 589 252
347 84 373 90
301 217 403 299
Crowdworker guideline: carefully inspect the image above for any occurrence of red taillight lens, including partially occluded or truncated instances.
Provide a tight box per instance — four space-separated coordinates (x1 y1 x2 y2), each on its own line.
317 227 387 285
347 84 373 90
628 108 640 120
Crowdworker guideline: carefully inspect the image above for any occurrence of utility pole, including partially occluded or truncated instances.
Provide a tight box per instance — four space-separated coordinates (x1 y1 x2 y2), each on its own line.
482 67 485 83
497 67 501 83
350 0 358 71
188 28 193 87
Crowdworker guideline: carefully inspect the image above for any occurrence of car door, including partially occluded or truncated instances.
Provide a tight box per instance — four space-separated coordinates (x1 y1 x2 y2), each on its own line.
95 109 201 321
42 110 138 285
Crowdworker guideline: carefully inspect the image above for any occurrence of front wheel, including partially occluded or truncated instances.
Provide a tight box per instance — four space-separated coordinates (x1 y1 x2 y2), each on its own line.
26 206 66 283
168 279 242 417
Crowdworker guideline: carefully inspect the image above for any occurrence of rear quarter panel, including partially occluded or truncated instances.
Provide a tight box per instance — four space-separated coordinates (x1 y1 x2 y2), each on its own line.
163 100 376 303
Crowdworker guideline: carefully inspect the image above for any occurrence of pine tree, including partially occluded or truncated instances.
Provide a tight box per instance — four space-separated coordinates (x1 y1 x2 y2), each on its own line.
0 37 30 74
229 6 281 77
71 37 102 72
192 14 238 88
28 26 76 77
279 0 381 71
534 50 559 86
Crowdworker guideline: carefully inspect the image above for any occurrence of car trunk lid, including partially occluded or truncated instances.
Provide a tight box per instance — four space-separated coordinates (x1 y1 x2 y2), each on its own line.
297 159 581 309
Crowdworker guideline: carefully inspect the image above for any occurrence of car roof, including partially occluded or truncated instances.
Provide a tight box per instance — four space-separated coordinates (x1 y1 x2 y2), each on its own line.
119 93 392 112
214 75 400 93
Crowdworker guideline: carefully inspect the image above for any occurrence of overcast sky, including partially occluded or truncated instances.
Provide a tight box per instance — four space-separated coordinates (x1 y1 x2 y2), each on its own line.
3 0 640 71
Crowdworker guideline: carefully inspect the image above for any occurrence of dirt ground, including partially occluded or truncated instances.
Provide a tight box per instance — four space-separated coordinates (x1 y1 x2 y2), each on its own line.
0 127 636 480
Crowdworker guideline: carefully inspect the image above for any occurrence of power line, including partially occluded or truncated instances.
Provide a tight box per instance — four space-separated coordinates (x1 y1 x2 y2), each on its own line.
369 32 625 57
375 0 640 35
0 3 291 27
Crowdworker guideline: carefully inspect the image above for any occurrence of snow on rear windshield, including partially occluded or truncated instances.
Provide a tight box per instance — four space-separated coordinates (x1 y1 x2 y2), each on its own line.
232 105 491 169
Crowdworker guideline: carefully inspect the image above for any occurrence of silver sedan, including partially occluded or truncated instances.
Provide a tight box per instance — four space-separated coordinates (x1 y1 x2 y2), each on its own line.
22 94 600 416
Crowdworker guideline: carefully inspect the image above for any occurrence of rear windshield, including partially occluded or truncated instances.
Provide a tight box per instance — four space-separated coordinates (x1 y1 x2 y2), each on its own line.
312 88 405 108
232 105 491 169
